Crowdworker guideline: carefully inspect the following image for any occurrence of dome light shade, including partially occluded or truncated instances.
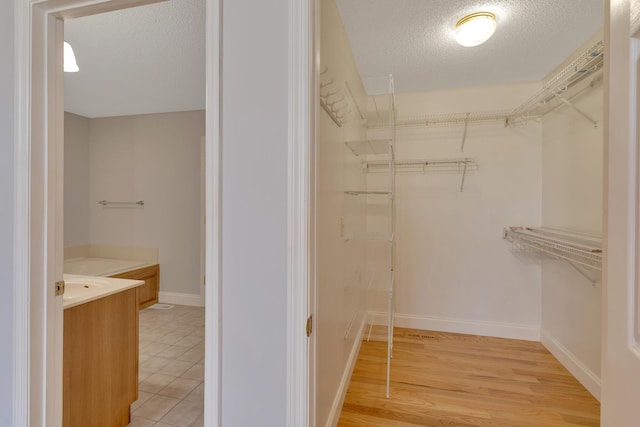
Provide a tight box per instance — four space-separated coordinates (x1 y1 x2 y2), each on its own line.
455 12 496 47
64 41 79 72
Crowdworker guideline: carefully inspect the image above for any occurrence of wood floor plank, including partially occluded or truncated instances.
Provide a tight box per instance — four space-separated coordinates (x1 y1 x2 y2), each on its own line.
338 328 600 426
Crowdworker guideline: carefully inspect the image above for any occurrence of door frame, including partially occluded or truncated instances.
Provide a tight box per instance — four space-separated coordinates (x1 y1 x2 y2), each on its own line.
12 0 222 425
287 0 315 425
602 0 640 425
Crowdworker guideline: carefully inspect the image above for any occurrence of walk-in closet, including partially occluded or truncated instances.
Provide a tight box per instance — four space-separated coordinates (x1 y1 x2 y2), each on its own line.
315 1 604 425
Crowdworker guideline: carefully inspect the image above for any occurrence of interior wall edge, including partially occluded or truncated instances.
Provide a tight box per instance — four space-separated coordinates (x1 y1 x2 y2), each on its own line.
541 328 601 401
390 313 541 342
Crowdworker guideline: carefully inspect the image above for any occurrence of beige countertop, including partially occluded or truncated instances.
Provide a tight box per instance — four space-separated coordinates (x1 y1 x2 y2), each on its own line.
63 274 144 309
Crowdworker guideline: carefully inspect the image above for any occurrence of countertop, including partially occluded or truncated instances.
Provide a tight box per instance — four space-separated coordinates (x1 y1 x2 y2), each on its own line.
63 274 144 309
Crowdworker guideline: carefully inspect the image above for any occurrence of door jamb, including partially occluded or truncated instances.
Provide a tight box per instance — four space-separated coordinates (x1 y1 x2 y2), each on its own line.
287 0 315 425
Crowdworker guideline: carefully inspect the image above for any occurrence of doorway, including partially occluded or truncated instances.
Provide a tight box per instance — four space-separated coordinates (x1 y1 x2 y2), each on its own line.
13 0 221 425
312 0 605 425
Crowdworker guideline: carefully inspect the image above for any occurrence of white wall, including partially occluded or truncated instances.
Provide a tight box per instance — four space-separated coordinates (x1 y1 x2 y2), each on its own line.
88 111 204 296
385 83 543 340
221 0 288 424
541 79 603 398
316 0 369 425
64 113 91 247
0 1 14 425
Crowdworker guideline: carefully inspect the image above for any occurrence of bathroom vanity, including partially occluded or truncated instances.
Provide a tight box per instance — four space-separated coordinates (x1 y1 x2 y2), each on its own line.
64 255 160 310
63 275 144 427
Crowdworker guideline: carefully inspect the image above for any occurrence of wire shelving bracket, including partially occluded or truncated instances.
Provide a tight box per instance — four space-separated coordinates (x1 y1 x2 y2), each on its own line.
319 66 354 128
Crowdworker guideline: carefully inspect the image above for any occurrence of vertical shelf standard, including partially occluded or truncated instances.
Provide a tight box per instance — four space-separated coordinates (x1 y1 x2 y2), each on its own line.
343 74 396 398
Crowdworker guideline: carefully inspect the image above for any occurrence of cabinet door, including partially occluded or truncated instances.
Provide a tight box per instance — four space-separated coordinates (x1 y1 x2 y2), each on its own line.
63 288 138 426
137 268 159 309
111 264 160 310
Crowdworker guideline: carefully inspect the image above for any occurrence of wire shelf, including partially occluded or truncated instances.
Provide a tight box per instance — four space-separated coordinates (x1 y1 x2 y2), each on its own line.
512 41 604 120
370 110 513 129
367 41 604 129
504 226 602 271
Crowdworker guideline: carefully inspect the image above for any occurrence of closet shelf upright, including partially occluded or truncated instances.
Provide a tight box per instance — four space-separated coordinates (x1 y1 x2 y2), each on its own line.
342 74 396 398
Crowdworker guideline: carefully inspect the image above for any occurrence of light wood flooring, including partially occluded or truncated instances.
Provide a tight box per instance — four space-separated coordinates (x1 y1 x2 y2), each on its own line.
338 328 600 427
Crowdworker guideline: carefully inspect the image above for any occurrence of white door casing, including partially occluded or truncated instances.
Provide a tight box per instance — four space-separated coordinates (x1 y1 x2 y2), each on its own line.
287 0 315 425
14 6 66 425
602 0 640 425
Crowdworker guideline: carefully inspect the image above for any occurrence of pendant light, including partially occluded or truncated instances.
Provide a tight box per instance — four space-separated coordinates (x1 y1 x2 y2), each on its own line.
64 41 79 72
455 12 497 47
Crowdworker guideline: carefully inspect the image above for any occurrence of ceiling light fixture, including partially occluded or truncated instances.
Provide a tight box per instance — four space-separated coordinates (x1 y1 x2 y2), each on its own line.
64 41 79 72
455 12 496 47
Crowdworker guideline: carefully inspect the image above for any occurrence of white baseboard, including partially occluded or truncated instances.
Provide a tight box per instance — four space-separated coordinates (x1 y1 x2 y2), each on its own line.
158 291 204 307
367 312 540 342
325 315 367 427
540 329 601 401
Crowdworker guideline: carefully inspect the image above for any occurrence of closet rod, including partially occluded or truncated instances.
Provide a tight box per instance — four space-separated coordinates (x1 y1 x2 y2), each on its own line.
363 157 478 170
98 200 145 206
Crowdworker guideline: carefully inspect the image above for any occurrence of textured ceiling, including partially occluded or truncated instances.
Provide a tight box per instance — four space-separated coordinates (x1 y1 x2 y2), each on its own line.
336 0 604 94
64 0 205 118
63 0 603 117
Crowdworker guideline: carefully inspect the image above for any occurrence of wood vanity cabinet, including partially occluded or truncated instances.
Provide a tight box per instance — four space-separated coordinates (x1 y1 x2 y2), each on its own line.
63 287 139 427
111 264 160 309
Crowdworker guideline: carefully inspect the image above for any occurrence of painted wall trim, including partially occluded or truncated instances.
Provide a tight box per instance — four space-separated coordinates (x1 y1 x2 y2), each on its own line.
369 312 541 342
158 291 204 307
325 316 366 427
13 0 32 425
286 0 314 425
203 0 221 425
541 329 601 401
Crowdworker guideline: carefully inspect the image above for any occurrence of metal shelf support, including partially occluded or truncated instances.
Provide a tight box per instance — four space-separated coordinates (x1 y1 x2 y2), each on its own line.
547 89 598 127
460 162 468 193
566 260 599 286
460 113 470 152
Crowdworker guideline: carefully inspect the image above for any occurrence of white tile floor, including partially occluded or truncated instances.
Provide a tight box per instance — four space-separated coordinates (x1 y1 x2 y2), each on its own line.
127 304 205 427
